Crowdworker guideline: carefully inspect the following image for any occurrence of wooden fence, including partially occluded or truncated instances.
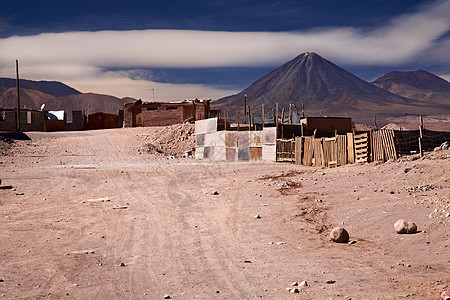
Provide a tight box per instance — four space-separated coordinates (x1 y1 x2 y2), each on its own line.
277 129 402 166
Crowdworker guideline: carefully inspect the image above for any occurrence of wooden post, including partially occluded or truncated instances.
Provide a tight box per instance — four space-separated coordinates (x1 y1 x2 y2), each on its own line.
281 108 285 139
248 105 251 130
16 59 21 133
244 94 247 124
224 108 227 130
289 103 292 124
237 107 240 132
419 116 423 157
275 103 279 138
262 104 265 128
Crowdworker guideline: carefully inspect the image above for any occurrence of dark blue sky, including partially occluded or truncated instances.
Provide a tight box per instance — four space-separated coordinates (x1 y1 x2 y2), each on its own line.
1 0 428 36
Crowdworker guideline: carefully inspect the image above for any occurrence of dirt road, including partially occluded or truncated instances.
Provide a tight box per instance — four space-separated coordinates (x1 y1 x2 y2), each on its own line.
1 128 449 299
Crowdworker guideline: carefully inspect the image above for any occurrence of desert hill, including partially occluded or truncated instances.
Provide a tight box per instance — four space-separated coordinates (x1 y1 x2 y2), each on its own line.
0 87 132 115
213 52 450 125
0 78 80 97
372 70 450 105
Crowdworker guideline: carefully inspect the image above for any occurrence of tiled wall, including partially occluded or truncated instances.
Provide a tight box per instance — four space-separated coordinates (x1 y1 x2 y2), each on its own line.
195 118 276 161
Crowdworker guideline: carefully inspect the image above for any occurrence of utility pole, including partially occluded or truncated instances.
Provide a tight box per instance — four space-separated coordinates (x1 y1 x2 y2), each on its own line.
16 59 21 133
244 94 247 124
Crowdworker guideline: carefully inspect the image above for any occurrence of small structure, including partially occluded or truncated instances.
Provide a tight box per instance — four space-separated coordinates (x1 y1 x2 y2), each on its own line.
88 112 120 130
0 108 86 132
123 99 211 128
0 108 45 132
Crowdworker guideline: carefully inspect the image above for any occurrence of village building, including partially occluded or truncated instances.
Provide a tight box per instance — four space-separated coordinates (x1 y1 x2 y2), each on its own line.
123 99 211 127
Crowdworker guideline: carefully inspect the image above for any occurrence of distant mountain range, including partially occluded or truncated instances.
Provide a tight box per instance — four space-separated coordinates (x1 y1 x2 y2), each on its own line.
1 53 450 125
213 52 450 125
0 78 134 115
0 78 80 97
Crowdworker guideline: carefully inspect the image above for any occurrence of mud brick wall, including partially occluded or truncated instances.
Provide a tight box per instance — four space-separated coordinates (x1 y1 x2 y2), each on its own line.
66 110 85 131
123 103 140 127
142 107 184 126
20 110 45 131
0 110 17 131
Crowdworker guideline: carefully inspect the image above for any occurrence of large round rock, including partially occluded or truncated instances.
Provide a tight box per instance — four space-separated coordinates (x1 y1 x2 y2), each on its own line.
394 219 408 234
394 219 417 234
330 227 350 243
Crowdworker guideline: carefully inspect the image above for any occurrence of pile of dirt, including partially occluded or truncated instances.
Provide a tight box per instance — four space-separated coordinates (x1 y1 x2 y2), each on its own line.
141 123 195 158
0 136 14 156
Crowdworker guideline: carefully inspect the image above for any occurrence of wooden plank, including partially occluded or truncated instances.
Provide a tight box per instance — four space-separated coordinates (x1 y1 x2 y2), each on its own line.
295 136 303 165
337 134 347 165
303 136 313 166
347 133 355 164
313 138 323 167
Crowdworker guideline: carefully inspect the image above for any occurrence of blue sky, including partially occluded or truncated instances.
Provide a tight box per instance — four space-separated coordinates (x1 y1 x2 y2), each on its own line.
1 0 449 101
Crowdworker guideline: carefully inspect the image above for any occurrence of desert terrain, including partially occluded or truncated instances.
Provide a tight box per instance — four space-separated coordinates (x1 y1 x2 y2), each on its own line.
0 127 449 299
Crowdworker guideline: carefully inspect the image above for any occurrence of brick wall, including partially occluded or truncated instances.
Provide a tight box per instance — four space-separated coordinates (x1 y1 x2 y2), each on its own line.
66 110 85 131
123 100 211 127
142 106 184 126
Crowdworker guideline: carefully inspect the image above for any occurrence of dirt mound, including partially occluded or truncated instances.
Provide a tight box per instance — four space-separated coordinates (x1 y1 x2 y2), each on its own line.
140 123 195 158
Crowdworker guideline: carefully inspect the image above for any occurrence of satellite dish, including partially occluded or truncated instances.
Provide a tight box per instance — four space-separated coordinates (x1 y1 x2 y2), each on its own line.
40 104 45 110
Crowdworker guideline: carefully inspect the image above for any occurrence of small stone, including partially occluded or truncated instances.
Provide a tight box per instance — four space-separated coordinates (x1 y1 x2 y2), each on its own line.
299 281 308 287
291 282 298 286
289 288 300 293
0 279 3 282
120 263 126 267
326 280 336 284
163 295 171 299
330 227 349 243
254 215 261 219
212 191 219 195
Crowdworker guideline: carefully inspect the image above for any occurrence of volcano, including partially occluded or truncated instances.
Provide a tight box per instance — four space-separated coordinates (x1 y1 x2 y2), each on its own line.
213 52 450 125
372 70 450 106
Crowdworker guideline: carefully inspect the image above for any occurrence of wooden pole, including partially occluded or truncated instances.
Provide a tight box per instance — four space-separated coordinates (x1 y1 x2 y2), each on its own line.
16 59 21 133
281 108 285 139
248 105 251 130
244 94 247 124
289 103 292 124
419 116 423 157
224 108 227 130
237 107 240 132
262 103 265 128
275 103 279 138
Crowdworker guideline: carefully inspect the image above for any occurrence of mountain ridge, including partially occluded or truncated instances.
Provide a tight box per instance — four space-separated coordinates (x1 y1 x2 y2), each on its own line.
213 52 450 124
0 78 80 97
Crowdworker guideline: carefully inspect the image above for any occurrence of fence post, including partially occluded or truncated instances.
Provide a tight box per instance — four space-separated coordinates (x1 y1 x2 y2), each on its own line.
419 116 423 157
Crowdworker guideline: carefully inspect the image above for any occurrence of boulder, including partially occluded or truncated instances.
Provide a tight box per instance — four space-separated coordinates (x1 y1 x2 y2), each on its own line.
330 227 349 243
394 219 417 234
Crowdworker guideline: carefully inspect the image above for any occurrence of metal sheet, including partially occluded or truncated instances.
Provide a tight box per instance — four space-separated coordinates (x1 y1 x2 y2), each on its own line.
262 145 276 161
238 147 250 161
238 132 249 147
263 127 276 145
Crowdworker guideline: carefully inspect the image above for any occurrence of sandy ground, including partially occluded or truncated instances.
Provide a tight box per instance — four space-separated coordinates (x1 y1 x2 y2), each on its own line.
0 127 449 300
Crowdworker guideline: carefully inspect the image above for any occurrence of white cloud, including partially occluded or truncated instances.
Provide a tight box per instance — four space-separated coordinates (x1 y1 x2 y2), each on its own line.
65 71 240 101
0 0 449 99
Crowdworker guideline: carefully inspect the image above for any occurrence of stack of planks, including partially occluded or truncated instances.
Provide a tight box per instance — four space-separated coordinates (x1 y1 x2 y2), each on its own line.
354 133 369 163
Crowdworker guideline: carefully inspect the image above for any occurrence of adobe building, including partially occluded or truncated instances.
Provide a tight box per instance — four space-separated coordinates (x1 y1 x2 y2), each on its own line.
0 108 86 132
123 99 211 127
